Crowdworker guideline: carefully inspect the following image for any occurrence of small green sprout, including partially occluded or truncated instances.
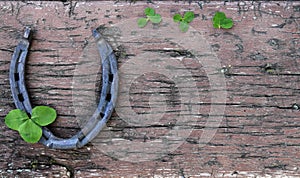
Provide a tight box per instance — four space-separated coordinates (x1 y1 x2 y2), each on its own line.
5 106 57 143
212 11 233 29
138 7 162 28
173 11 195 32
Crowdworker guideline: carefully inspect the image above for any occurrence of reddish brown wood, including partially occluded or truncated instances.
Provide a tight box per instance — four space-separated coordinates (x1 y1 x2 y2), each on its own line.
0 1 299 177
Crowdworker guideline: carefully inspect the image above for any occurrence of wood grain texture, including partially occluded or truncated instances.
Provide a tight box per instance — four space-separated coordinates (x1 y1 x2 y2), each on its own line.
0 1 299 177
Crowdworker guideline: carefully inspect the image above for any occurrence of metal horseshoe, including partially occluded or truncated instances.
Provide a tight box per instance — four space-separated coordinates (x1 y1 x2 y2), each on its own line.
9 27 118 149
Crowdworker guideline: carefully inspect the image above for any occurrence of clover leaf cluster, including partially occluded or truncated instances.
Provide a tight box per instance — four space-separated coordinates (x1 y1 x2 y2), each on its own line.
173 11 195 32
212 11 233 29
138 7 162 28
5 106 57 143
137 8 234 32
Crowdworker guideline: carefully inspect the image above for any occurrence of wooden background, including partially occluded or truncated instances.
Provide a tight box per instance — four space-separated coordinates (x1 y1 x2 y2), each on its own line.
0 1 299 177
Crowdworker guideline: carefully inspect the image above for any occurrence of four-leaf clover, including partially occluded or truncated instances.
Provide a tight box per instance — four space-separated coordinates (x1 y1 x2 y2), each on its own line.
138 7 162 28
5 106 57 143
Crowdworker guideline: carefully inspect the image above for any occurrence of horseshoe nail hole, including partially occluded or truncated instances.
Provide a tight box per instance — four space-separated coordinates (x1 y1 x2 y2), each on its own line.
100 112 105 118
77 131 85 140
18 94 24 102
109 74 114 82
48 143 53 148
14 73 19 81
106 93 111 101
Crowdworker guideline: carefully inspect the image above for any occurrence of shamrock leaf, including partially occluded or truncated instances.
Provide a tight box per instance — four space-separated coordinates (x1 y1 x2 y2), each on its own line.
212 11 226 28
173 14 182 23
179 22 189 32
5 109 29 131
148 14 162 24
173 11 195 32
31 106 57 126
19 119 42 143
5 105 57 144
183 11 194 23
138 18 148 28
144 7 155 16
213 11 233 29
137 7 162 28
220 18 233 29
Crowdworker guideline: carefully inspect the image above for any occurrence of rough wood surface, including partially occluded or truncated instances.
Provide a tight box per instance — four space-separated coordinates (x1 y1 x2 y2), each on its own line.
0 1 299 177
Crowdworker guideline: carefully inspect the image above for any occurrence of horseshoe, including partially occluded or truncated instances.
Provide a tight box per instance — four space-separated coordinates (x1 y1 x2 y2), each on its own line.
9 27 118 149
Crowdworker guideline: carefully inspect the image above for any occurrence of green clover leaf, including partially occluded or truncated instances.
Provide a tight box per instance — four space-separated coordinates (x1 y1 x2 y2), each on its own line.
179 22 189 32
5 106 57 144
31 106 57 126
137 7 162 28
138 18 148 28
19 119 42 143
183 11 194 23
212 11 226 28
144 7 155 16
173 14 182 23
220 18 233 29
148 14 162 24
5 109 29 131
173 11 195 32
213 11 233 29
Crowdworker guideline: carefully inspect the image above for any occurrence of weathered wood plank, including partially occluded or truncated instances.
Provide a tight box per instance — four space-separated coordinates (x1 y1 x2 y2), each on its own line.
0 1 299 177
